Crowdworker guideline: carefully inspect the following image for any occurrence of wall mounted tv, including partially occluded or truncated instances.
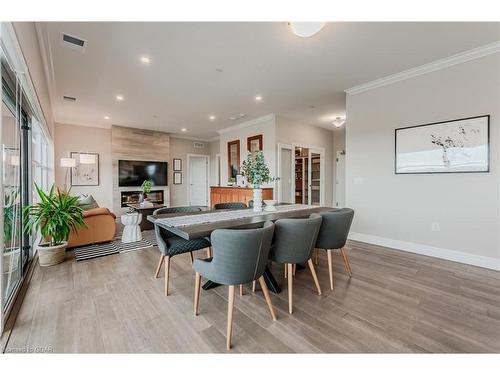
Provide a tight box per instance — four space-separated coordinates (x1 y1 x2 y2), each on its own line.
118 160 168 187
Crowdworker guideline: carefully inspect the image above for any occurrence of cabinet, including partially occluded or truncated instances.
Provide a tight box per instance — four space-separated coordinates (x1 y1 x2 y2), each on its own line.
210 186 273 207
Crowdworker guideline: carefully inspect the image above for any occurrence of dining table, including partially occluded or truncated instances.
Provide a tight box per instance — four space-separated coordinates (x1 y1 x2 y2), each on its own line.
147 204 337 294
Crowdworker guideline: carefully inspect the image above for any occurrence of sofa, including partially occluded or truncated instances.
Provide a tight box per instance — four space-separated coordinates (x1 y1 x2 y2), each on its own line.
67 207 117 248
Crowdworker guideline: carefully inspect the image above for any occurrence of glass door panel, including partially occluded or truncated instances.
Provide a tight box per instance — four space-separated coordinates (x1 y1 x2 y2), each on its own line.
308 149 322 205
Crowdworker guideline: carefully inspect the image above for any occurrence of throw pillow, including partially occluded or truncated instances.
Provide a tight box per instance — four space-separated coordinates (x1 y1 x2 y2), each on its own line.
77 194 99 210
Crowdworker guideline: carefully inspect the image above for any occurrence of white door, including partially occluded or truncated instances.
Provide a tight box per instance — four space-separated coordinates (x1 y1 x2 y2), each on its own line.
308 148 323 205
189 155 208 206
335 151 346 207
279 147 293 203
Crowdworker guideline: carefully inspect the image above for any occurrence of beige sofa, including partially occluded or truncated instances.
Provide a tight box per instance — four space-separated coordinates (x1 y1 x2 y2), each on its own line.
67 207 117 248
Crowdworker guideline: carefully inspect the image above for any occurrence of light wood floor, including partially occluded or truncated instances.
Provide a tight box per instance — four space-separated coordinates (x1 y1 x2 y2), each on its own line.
4 241 500 353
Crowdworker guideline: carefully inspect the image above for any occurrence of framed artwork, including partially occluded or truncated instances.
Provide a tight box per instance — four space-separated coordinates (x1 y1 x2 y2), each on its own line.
173 158 182 171
247 134 263 153
395 115 489 174
70 152 99 186
173 172 182 184
227 139 240 179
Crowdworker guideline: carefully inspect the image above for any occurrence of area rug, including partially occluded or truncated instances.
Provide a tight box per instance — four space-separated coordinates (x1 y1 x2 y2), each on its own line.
74 230 157 261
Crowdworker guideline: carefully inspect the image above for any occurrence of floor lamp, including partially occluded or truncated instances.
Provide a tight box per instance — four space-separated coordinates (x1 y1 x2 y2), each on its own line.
60 157 76 192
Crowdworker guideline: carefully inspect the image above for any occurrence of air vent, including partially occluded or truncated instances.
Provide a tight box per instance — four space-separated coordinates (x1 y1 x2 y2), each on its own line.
61 33 86 52
229 114 247 121
63 96 77 102
193 142 205 149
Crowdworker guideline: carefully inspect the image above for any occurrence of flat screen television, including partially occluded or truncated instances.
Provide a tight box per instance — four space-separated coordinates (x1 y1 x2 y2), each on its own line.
118 160 168 187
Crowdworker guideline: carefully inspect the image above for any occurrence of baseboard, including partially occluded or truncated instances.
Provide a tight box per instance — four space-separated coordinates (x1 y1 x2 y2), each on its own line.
348 232 500 271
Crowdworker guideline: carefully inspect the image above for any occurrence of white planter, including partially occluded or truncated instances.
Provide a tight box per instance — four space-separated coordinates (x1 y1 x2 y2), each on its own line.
37 241 68 267
253 188 263 212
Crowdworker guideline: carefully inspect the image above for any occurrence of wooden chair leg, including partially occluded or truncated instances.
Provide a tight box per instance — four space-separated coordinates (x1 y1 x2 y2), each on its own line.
327 249 334 290
258 276 277 321
164 256 171 296
315 248 319 265
307 259 322 295
206 247 212 258
155 254 165 278
189 252 194 264
252 280 256 292
293 264 296 277
284 263 287 278
340 247 352 277
287 263 293 314
227 285 235 350
194 272 201 315
239 284 243 296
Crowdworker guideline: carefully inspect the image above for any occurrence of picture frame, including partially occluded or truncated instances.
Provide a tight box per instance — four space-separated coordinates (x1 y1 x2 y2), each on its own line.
173 158 182 171
70 152 99 186
247 134 263 153
173 172 182 184
395 115 490 174
227 139 240 179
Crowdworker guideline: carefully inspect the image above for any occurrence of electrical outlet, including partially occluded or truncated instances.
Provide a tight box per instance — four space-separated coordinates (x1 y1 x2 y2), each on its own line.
431 222 440 232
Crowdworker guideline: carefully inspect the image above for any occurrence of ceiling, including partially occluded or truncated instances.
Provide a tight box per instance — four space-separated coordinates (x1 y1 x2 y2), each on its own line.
39 22 499 139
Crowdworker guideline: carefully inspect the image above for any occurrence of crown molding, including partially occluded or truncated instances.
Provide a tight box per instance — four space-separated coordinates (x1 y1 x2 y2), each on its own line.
216 113 276 135
345 42 500 95
169 134 218 142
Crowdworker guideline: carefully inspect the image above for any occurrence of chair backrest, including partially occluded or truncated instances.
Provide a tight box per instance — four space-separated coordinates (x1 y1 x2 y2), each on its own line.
315 208 354 250
153 206 202 215
209 221 275 285
214 202 247 210
269 213 322 264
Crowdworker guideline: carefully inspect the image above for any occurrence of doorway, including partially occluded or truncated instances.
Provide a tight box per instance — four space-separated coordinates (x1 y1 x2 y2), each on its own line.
187 154 209 206
293 146 324 206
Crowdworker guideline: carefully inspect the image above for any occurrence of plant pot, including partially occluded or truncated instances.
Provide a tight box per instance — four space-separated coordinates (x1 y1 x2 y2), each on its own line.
37 241 68 267
253 188 263 212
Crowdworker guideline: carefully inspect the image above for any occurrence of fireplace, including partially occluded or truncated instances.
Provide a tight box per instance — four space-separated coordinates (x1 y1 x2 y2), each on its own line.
120 190 164 207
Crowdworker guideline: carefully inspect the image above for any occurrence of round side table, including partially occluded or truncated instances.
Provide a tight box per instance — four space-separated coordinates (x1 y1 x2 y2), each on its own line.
121 212 143 243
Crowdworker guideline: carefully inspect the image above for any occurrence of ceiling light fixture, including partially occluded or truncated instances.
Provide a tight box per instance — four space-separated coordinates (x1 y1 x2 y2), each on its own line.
255 95 262 101
104 116 110 120
332 117 345 128
115 95 124 101
140 56 151 64
209 115 216 121
288 22 325 38
181 128 187 132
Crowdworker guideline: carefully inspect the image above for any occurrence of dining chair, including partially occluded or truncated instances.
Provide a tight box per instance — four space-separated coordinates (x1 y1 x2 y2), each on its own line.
193 221 276 350
153 206 211 296
315 208 355 290
268 214 323 314
214 202 247 210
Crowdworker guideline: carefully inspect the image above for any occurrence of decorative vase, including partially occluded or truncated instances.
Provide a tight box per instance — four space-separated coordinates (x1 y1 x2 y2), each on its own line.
253 187 263 212
37 241 68 267
138 193 145 203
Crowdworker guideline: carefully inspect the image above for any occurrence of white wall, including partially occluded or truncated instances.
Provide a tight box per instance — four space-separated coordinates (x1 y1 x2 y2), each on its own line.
333 127 346 206
54 123 113 209
345 53 500 269
209 139 220 186
218 114 277 187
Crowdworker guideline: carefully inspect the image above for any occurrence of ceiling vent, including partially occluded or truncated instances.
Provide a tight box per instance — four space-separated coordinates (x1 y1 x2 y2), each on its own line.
63 96 77 102
61 33 86 52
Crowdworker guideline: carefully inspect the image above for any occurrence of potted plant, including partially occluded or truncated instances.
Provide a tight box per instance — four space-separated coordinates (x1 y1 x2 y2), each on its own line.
241 151 278 212
140 179 153 203
23 184 85 266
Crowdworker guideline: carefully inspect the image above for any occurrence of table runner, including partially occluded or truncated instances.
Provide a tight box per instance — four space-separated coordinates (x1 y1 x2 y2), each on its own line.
156 204 316 228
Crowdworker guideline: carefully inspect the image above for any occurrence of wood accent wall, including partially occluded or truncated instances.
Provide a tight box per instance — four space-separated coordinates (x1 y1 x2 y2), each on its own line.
210 186 273 207
111 125 170 215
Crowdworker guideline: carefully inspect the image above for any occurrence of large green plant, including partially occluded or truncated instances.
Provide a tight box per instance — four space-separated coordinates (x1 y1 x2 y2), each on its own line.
240 151 278 188
23 184 86 246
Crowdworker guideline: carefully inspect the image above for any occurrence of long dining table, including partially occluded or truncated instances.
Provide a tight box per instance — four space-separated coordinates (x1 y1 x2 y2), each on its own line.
147 204 337 294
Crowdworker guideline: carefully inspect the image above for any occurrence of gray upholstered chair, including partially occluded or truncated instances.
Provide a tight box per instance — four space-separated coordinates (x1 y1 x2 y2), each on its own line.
153 206 211 296
268 214 323 314
214 202 247 210
315 208 355 290
193 221 276 350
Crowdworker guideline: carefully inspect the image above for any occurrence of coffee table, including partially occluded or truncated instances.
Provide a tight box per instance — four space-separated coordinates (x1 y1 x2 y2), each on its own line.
126 203 166 231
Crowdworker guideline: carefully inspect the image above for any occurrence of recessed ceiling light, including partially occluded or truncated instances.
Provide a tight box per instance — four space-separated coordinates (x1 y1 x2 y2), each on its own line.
140 56 151 64
115 95 124 101
288 22 325 38
181 128 187 132
239 114 246 118
104 116 110 120
209 115 216 121
255 95 262 101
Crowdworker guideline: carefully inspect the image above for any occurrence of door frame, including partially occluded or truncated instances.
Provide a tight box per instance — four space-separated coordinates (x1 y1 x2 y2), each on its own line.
215 153 221 186
186 154 210 207
277 143 293 203
291 143 326 206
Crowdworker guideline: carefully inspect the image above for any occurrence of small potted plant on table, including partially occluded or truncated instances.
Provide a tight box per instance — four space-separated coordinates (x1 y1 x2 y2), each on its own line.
140 179 153 205
23 184 85 266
